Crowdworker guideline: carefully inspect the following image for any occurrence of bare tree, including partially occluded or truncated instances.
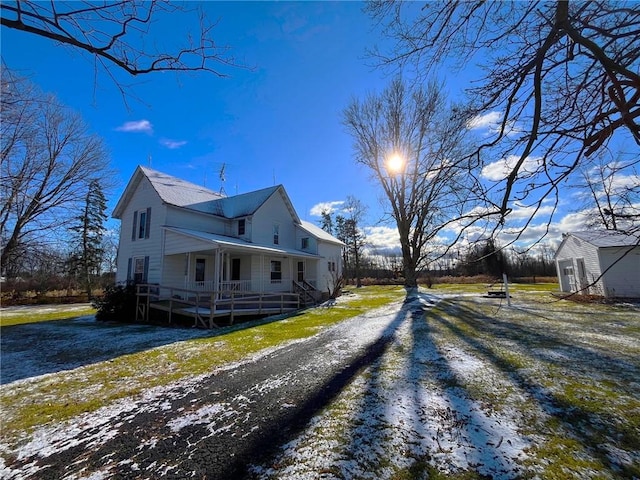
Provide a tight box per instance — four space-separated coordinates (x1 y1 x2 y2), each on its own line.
335 195 368 287
368 1 640 230
1 69 112 271
1 1 242 98
342 77 477 287
575 152 640 234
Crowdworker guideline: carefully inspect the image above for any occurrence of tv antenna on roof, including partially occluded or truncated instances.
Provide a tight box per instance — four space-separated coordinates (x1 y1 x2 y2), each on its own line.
219 163 227 196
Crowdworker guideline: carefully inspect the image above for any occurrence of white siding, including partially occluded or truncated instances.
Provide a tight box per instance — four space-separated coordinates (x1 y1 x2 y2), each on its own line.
250 255 292 293
316 241 343 294
251 192 297 248
115 177 166 284
296 228 318 254
162 254 187 288
165 206 227 234
598 247 640 297
164 230 214 255
555 235 640 297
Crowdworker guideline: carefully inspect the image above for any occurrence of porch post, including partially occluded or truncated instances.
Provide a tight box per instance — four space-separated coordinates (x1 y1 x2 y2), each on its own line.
260 254 265 293
185 252 191 289
213 248 221 299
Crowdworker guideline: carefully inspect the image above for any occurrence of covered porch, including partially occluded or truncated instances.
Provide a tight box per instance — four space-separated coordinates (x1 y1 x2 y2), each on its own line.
140 227 324 327
162 226 322 293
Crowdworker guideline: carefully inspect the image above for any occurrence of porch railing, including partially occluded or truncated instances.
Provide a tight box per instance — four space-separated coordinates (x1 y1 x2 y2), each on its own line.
185 280 252 292
136 283 299 328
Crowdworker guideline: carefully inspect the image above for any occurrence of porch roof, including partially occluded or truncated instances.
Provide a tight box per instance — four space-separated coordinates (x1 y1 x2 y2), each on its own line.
163 226 323 259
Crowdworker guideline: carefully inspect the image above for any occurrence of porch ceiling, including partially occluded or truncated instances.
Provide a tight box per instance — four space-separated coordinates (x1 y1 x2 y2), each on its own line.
163 226 322 259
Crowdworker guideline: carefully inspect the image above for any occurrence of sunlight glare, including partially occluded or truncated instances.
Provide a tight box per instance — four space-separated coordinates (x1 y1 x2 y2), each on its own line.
386 153 405 174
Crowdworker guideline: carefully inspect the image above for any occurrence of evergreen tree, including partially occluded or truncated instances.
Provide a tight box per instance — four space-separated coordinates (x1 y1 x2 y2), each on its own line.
68 180 108 299
319 209 334 235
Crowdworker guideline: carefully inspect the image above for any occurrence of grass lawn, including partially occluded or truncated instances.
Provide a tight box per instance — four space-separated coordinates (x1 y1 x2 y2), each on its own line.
0 304 96 327
252 284 640 479
2 283 639 479
0 286 406 447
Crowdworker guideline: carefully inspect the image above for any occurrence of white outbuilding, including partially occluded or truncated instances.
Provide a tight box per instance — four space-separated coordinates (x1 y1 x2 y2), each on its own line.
554 230 640 298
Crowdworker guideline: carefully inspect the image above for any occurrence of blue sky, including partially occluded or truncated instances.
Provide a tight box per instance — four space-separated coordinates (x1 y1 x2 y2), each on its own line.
3 1 633 257
3 3 399 228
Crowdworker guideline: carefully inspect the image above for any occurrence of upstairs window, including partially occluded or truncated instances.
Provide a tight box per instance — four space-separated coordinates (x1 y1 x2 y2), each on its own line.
273 224 279 245
138 210 147 239
132 207 151 241
301 237 309 249
238 219 246 236
270 260 282 283
328 261 336 272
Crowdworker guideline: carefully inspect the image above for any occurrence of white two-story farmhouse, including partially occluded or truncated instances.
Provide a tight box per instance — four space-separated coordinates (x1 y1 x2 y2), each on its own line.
112 166 343 325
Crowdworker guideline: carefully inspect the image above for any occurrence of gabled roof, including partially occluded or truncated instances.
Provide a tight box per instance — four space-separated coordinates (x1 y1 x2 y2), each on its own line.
112 166 300 223
300 220 345 246
215 185 300 222
113 166 224 218
570 230 640 248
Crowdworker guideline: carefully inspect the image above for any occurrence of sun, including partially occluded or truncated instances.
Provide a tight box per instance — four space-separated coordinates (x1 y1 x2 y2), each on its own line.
386 153 405 174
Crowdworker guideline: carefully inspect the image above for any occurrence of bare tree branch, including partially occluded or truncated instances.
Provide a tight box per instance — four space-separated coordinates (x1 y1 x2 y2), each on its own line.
368 0 640 237
1 1 243 78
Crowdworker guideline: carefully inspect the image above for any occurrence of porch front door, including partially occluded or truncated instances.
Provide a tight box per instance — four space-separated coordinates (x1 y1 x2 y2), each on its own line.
231 258 241 281
195 258 206 282
297 261 304 282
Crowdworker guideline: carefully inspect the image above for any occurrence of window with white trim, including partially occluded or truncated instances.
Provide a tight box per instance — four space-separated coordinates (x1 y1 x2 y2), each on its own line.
238 219 245 236
132 207 151 241
138 210 147 238
133 256 146 283
301 237 309 249
270 260 282 283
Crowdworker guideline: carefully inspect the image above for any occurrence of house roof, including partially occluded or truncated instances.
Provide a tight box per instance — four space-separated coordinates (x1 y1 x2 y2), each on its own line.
113 166 301 223
570 230 640 248
216 185 299 221
299 220 345 246
164 226 322 258
113 166 224 218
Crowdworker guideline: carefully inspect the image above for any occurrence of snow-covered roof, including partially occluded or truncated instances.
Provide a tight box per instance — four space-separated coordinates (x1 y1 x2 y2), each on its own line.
113 166 300 222
112 166 224 218
299 220 345 246
142 166 225 210
570 230 640 248
216 186 282 218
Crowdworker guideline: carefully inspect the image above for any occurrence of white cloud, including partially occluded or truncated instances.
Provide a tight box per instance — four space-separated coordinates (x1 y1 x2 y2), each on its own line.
160 138 188 149
467 111 502 130
115 120 153 134
364 226 401 256
507 203 556 221
481 154 542 182
309 201 344 217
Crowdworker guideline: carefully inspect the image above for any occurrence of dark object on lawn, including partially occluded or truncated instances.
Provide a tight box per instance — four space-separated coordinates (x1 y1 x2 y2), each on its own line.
92 283 137 322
